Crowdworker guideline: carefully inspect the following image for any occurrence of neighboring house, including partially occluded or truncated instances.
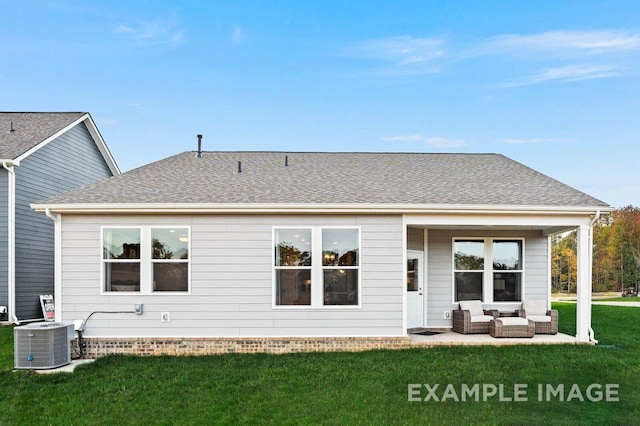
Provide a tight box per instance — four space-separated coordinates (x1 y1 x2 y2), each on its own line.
0 112 119 322
32 151 611 356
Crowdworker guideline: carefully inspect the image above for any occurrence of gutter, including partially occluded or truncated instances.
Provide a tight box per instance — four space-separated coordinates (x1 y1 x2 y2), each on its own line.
588 210 601 344
31 202 615 216
45 207 58 222
1 161 18 324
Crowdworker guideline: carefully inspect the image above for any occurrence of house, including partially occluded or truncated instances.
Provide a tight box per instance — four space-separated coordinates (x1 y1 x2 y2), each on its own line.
31 151 611 356
0 112 119 322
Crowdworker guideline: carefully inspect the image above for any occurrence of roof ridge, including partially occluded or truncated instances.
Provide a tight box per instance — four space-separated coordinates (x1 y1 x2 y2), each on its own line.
184 150 501 155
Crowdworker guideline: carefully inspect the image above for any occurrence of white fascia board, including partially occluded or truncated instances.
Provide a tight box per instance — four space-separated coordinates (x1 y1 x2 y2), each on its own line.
82 114 121 175
31 202 613 216
405 212 596 228
13 114 121 175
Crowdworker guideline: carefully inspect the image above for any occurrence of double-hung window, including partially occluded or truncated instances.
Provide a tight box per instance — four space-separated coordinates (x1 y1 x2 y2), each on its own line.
274 229 312 305
453 240 484 301
103 228 141 292
102 227 190 294
274 227 360 307
453 238 523 302
322 228 359 305
492 240 523 302
151 228 190 292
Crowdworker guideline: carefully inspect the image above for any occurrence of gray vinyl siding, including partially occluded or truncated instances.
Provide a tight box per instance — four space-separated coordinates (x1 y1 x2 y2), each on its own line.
14 123 113 320
59 214 405 338
426 229 549 328
0 169 7 318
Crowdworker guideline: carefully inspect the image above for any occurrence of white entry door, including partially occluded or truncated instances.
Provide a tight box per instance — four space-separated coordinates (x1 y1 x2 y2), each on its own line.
406 250 424 328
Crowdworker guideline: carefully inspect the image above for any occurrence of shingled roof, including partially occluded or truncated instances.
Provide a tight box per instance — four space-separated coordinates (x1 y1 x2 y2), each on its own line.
34 151 609 210
0 112 87 160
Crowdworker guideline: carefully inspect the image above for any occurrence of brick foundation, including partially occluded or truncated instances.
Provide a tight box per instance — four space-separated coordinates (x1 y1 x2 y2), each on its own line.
76 336 412 358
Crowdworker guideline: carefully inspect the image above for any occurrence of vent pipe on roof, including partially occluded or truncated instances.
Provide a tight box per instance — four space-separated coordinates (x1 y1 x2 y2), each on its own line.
237 161 242 173
196 134 203 158
284 155 289 167
9 121 15 133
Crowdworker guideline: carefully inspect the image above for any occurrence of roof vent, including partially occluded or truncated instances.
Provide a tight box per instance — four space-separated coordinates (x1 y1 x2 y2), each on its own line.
284 155 289 167
195 134 203 158
237 161 242 173
9 121 15 133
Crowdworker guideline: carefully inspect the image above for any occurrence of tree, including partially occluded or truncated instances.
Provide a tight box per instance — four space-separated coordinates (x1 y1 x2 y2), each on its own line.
551 231 577 293
590 206 640 292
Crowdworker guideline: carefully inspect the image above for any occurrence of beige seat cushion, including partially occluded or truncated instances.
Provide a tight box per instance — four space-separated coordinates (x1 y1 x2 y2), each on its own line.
470 315 494 323
459 300 484 317
498 317 529 326
522 299 547 316
527 315 551 323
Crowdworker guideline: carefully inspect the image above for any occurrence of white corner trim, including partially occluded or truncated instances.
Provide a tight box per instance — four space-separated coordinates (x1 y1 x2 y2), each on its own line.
1 162 16 323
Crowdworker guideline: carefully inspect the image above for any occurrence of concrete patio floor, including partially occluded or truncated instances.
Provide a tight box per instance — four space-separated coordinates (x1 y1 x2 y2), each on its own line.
409 330 582 347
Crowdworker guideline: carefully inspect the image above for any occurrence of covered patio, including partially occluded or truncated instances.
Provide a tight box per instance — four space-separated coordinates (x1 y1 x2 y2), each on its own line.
404 209 606 343
408 329 580 347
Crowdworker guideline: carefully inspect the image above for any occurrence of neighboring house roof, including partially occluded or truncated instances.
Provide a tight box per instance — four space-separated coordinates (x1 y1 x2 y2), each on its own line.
0 112 119 174
33 151 610 213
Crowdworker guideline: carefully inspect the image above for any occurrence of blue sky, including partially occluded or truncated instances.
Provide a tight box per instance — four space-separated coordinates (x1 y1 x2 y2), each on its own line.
2 1 639 208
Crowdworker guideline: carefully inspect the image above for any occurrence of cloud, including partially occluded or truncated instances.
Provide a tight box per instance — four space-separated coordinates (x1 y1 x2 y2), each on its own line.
346 29 640 85
478 30 640 57
381 134 465 148
472 30 639 87
115 19 184 47
496 64 620 87
346 36 445 74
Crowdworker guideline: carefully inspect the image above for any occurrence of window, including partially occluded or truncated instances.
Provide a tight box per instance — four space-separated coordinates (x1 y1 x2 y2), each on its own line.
322 228 359 305
103 228 141 292
152 228 190 292
102 227 190 294
454 240 484 301
492 240 523 302
274 227 360 307
274 229 312 305
453 238 524 302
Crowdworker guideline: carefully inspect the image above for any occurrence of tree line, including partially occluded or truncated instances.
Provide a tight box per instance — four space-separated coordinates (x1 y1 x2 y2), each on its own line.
552 206 640 293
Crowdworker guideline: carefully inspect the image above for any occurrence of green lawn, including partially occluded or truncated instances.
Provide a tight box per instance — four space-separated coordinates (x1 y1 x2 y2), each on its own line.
595 297 640 302
1 303 638 425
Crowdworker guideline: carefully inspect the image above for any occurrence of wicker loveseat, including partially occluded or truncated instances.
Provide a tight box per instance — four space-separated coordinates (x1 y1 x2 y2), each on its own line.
452 300 498 334
516 299 558 335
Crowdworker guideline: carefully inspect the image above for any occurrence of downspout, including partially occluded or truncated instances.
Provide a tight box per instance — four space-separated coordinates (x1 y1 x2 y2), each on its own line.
587 210 601 344
1 161 18 324
44 208 62 323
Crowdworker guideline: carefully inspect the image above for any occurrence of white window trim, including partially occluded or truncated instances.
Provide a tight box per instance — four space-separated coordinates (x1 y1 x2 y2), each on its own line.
101 225 191 295
452 237 525 304
272 226 362 309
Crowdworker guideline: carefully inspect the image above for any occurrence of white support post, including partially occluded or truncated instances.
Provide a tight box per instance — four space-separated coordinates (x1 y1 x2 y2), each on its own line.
575 225 592 342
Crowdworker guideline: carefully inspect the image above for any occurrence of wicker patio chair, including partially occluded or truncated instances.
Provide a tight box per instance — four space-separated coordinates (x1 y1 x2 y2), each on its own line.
516 299 558 334
452 300 498 334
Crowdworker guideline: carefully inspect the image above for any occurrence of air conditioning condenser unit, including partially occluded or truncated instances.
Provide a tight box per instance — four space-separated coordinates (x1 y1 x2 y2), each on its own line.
14 322 74 369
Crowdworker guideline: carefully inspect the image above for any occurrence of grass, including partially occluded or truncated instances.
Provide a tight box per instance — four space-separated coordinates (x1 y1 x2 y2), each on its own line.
595 297 640 302
1 303 638 425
